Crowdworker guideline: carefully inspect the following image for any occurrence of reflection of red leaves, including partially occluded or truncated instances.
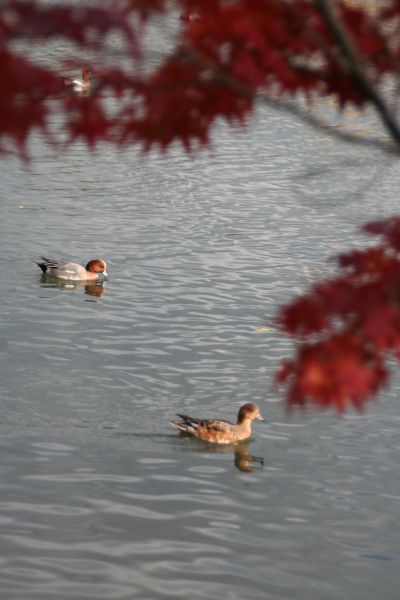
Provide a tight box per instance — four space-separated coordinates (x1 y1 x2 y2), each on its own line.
278 216 400 411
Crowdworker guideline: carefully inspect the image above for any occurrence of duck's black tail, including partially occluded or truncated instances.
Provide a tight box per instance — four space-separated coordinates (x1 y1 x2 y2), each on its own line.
36 257 49 274
169 414 201 435
36 257 58 274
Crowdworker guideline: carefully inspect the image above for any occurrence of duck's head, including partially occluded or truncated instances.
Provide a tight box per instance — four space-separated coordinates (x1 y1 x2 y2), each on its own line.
85 259 107 277
82 67 91 82
237 403 264 424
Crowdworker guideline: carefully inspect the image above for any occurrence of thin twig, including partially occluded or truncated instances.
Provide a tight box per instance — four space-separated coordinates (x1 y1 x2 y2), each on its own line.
182 45 398 155
259 95 398 154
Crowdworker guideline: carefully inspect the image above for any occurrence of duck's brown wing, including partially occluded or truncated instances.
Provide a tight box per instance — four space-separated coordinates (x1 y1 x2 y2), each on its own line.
202 419 234 433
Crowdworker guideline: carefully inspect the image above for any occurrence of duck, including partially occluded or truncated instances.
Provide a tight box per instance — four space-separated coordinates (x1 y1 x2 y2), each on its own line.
62 67 91 93
36 257 107 281
169 403 264 444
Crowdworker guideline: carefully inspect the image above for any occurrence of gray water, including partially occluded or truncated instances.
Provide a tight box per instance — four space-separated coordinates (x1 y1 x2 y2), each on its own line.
1 67 400 599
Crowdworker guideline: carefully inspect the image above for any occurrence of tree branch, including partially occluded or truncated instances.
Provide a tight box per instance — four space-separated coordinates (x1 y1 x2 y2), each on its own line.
314 0 400 146
181 45 397 155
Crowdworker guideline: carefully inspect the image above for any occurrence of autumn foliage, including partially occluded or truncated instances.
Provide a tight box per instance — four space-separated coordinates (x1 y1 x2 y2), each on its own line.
278 218 400 411
2 0 400 154
3 0 400 410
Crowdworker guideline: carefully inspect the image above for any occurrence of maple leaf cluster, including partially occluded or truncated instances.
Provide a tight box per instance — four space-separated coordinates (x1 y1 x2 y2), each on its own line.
0 0 400 155
277 217 400 411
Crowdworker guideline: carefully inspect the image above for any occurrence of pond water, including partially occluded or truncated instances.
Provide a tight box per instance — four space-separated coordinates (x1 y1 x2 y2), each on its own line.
1 36 400 600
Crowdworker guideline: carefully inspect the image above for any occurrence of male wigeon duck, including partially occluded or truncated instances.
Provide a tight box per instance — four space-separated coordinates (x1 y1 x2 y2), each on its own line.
169 403 264 444
62 67 91 93
36 257 107 281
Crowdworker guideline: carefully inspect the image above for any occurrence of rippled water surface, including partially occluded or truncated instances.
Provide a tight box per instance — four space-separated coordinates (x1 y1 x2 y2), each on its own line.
1 34 400 600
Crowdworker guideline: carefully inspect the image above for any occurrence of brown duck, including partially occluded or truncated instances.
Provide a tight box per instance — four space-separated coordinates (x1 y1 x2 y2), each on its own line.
169 403 264 444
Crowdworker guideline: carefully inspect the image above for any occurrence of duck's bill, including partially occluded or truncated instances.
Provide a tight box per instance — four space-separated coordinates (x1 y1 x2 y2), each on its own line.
256 414 265 421
102 271 108 278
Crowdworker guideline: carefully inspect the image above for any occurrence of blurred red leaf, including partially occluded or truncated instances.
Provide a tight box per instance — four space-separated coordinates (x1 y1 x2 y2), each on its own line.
278 217 400 411
278 334 388 412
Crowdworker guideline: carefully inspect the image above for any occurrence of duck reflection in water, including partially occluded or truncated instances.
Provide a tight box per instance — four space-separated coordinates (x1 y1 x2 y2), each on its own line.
233 442 264 472
39 274 106 298
205 441 264 473
173 437 264 473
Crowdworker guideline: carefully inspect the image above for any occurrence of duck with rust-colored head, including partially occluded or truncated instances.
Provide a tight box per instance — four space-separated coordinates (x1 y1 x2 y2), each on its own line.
62 67 91 93
169 403 264 444
36 257 107 281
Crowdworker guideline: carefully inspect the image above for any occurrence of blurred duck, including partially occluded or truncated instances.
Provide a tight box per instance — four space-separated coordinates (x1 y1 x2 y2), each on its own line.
36 257 107 281
62 67 91 93
169 403 264 444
